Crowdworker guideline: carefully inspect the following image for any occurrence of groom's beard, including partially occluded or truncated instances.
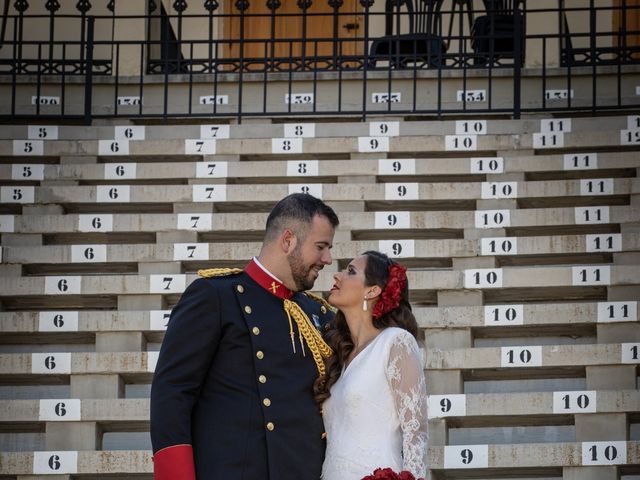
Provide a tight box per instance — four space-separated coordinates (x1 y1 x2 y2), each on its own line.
288 246 319 291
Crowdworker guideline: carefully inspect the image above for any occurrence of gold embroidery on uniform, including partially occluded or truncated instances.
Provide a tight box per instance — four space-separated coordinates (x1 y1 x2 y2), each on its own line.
283 299 333 377
270 282 280 294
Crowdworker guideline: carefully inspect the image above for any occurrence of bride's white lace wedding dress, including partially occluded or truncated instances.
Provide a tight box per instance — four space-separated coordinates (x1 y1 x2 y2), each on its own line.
321 327 428 480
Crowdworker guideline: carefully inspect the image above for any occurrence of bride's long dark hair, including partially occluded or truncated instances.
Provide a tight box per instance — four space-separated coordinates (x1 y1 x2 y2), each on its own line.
314 250 417 405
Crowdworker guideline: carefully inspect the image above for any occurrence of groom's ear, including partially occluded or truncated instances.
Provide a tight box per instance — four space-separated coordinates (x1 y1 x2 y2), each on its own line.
280 228 298 255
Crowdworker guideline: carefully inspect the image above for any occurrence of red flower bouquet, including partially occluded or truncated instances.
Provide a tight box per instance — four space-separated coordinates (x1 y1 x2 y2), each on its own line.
362 467 422 480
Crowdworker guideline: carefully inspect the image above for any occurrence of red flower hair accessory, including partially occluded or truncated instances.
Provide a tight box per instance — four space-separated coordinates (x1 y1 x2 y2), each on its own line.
361 467 421 480
372 263 407 319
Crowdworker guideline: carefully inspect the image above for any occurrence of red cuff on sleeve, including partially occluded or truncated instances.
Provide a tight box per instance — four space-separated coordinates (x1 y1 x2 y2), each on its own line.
153 444 196 480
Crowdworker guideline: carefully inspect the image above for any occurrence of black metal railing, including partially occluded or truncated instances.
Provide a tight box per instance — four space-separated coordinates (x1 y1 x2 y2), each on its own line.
0 1 638 122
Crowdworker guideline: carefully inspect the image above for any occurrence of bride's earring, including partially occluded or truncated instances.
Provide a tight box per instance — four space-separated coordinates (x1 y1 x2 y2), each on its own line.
362 295 368 312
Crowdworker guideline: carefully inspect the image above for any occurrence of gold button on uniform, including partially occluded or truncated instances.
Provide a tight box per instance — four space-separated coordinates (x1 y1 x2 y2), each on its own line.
258 375 267 384
256 350 264 360
252 327 260 335
266 422 275 431
236 285 244 293
320 306 327 314
263 398 271 407
244 306 252 314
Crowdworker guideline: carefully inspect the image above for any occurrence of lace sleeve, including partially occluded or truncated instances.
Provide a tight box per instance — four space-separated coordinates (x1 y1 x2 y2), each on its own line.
385 330 428 478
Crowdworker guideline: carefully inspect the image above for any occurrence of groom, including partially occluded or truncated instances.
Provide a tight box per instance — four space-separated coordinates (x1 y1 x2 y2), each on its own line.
150 193 339 479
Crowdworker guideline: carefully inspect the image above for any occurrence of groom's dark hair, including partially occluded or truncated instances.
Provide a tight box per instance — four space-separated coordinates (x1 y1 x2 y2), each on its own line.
264 193 339 243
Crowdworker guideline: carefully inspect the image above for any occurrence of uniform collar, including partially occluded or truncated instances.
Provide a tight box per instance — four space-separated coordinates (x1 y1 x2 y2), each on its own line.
245 257 295 300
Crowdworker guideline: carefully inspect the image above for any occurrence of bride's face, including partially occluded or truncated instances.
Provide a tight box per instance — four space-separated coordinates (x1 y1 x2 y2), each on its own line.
328 255 370 310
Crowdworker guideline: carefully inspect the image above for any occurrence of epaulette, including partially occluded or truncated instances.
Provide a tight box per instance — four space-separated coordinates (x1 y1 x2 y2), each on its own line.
197 268 243 278
303 291 337 313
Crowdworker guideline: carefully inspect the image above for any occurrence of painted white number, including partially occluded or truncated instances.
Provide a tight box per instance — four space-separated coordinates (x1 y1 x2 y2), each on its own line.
575 207 609 225
32 353 72 374
173 243 209 261
456 90 486 102
378 159 415 175
192 185 227 202
358 136 389 152
427 394 466 418
371 92 401 104
199 95 229 105
545 89 574 100
379 240 415 258
31 96 60 105
445 135 477 151
28 125 59 140
564 153 597 170
475 209 510 228
11 164 44 180
150 310 172 331
97 185 131 203
385 183 418 200
117 96 142 106
501 346 542 367
481 182 517 199
71 245 107 263
470 157 504 174
374 211 410 229
33 451 78 474
115 126 145 140
582 441 626 466
597 301 637 323
39 399 82 421
196 162 229 178
444 445 489 468
572 266 610 285
484 305 524 326
44 276 82 295
533 132 564 149
580 179 613 196
285 93 314 104
185 139 216 155
456 120 487 135
553 391 596 413
540 118 572 133
272 138 303 154
288 184 323 198
621 343 640 363
284 123 316 138
369 122 399 137
38 311 79 332
200 125 230 139
78 214 113 232
586 234 621 253
104 163 137 180
13 140 44 156
464 268 503 288
480 237 517 256
287 160 319 177
98 140 129 156
149 275 186 294
177 213 213 231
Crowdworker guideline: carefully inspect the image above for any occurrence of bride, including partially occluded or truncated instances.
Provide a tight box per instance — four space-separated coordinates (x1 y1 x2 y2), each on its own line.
316 251 428 480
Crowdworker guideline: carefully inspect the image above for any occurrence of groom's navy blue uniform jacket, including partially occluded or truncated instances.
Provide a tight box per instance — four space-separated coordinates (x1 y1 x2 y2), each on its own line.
150 260 334 480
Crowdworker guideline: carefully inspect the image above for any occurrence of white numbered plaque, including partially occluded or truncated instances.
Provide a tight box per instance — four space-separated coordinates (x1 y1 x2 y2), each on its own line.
272 138 303 154
200 124 230 139
563 153 597 170
33 451 78 475
371 92 401 104
287 160 319 177
456 90 486 102
484 305 524 326
28 125 59 140
149 310 172 331
1 186 34 204
456 120 487 135
444 445 489 469
285 93 314 104
44 276 81 295
71 245 107 263
149 274 186 294
586 234 622 253
115 126 145 141
284 123 316 138
445 135 477 151
173 243 209 261
553 391 596 414
177 213 213 231
0 215 15 232
38 311 79 332
369 121 399 137
288 184 323 198
147 351 160 372
621 343 640 364
481 182 517 199
385 183 419 200
358 136 389 153
32 353 72 374
97 185 130 203
501 346 543 367
597 301 637 323
196 162 229 178
575 206 609 225
581 441 627 466
185 139 216 155
192 185 227 202
480 237 517 256
13 140 44 156
12 164 45 180
78 214 113 232
379 240 415 258
427 394 466 418
580 179 614 196
464 269 503 289
540 118 572 133
378 159 415 175
572 266 610 285
99 140 129 156
374 211 410 229
104 163 137 180
470 157 504 174
199 95 229 106
39 399 82 421
475 209 510 229
533 132 564 149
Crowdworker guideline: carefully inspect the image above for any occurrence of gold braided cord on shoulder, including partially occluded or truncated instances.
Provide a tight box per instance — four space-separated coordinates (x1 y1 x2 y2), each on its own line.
283 299 333 377
303 291 337 313
197 268 243 278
